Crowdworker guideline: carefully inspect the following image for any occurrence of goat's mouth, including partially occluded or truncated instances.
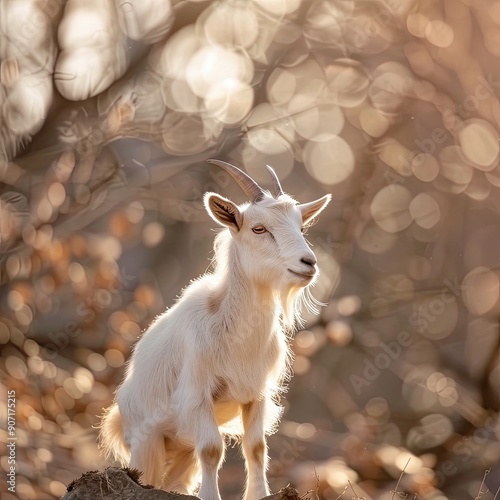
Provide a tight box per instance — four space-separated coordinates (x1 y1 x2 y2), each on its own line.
288 269 316 282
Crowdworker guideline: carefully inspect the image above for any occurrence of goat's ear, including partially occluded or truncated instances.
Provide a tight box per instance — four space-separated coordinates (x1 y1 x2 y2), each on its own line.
204 193 243 232
299 194 332 225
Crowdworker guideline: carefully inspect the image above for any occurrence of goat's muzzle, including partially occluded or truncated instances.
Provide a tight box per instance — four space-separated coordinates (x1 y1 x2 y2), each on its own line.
287 268 317 283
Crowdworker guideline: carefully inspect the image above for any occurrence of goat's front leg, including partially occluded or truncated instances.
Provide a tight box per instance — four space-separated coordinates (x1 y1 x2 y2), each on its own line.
242 399 270 500
192 401 225 500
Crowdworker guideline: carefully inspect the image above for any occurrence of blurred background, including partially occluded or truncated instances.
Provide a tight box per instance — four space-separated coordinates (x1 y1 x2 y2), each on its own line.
1 0 500 498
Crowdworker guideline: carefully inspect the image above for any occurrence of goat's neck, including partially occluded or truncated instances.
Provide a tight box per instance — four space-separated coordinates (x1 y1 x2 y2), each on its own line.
217 251 278 336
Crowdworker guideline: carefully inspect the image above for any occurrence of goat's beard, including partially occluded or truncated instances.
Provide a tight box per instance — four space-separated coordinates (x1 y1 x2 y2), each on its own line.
279 279 324 332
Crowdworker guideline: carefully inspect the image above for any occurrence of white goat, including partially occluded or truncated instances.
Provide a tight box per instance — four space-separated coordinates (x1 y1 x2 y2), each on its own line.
99 159 331 500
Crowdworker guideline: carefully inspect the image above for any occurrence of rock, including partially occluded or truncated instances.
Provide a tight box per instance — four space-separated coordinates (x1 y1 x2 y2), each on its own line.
60 467 304 500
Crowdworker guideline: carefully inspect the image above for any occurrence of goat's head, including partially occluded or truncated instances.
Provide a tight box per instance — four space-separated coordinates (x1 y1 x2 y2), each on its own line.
204 159 331 292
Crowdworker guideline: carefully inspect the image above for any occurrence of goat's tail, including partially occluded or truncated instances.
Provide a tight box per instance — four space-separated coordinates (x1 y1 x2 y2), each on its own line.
98 403 130 465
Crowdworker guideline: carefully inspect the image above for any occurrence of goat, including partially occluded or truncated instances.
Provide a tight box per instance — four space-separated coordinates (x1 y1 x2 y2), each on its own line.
99 159 331 500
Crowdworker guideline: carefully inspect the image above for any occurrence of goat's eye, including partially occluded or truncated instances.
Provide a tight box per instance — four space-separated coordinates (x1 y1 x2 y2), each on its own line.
301 227 307 234
252 226 267 234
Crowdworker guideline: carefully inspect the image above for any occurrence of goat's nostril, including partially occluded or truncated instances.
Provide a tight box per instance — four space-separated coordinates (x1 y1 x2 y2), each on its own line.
301 256 316 267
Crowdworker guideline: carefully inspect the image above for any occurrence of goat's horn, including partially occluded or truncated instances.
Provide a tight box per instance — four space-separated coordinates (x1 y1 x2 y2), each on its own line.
206 159 265 202
266 165 284 198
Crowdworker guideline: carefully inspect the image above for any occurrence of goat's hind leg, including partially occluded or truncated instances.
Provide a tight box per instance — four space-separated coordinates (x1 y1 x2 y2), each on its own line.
129 431 166 488
162 444 200 494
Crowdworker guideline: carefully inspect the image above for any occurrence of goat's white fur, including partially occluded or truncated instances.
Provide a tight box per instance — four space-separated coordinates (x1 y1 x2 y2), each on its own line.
99 167 331 500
